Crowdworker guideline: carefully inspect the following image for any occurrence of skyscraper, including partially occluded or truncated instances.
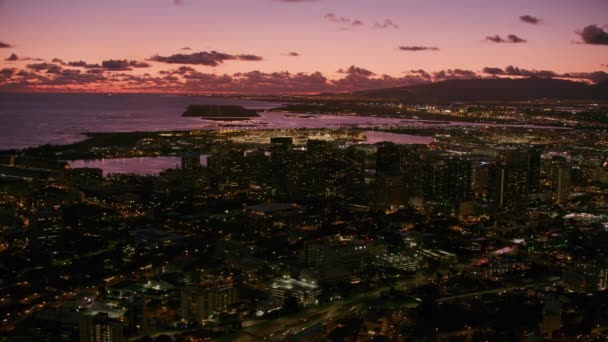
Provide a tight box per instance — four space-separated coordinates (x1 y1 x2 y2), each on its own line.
551 156 571 204
79 313 124 342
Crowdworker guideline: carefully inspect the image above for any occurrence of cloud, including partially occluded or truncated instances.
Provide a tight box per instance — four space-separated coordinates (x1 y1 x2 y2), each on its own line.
578 25 608 45
86 68 105 74
324 13 364 27
181 47 192 50
408 69 432 80
0 41 13 48
129 60 152 68
373 19 399 30
5 54 44 62
399 46 439 52
285 51 300 57
520 15 541 25
431 69 478 81
149 51 264 66
5 59 607 93
101 60 131 71
26 62 62 71
562 71 608 83
482 67 505 75
101 59 151 70
46 64 63 74
3 62 473 93
482 65 608 83
0 68 16 80
237 54 263 62
337 65 375 77
485 34 527 43
503 65 555 77
67 60 101 68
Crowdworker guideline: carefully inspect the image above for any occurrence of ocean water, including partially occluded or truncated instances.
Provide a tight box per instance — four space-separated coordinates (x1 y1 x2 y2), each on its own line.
0 92 564 151
0 92 278 150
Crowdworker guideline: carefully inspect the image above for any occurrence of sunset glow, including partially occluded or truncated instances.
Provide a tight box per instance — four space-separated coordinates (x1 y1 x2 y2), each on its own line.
1 0 607 93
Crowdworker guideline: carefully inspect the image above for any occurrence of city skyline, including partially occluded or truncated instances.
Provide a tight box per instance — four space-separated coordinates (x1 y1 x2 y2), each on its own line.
1 0 607 93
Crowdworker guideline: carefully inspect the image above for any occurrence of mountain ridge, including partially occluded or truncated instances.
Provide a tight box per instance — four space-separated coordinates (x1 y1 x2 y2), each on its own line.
348 77 608 103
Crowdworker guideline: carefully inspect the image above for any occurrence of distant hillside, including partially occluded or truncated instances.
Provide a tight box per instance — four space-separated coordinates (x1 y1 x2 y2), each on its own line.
351 78 608 103
182 105 259 119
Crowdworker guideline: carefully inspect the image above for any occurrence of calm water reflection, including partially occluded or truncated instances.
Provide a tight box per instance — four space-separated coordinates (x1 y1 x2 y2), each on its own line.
69 155 209 176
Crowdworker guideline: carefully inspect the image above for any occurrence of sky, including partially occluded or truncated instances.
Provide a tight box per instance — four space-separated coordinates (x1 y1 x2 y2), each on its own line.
0 0 607 93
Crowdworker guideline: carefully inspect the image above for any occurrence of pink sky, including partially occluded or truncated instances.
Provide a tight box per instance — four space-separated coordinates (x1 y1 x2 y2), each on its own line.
1 0 607 93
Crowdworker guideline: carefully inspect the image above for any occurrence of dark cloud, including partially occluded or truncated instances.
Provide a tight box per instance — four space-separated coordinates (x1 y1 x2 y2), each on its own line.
5 54 44 62
408 69 432 79
562 71 608 83
432 69 478 81
86 68 105 74
337 65 375 77
0 41 13 48
99 59 151 70
46 65 63 74
5 60 607 93
26 62 62 71
373 19 399 30
486 35 505 43
0 68 16 79
181 47 192 50
520 15 541 25
399 46 439 51
236 54 263 62
175 66 197 74
101 59 132 70
504 65 555 77
507 34 527 43
149 51 264 66
482 67 505 75
482 65 607 83
486 34 527 43
67 60 101 68
130 60 151 68
324 13 364 27
578 25 608 45
285 52 300 57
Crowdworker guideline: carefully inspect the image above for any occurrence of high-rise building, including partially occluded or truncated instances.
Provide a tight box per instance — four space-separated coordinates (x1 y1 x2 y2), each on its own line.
375 143 403 205
550 156 571 204
302 239 369 282
488 148 534 212
422 155 471 205
376 143 401 177
181 286 239 323
127 295 147 335
79 313 124 342
528 147 542 193
400 145 428 200
562 263 608 293
539 294 562 340
181 151 201 172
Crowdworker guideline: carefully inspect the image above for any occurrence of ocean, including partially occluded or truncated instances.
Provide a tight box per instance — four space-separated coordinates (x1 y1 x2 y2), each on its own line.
0 92 278 150
0 92 564 151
